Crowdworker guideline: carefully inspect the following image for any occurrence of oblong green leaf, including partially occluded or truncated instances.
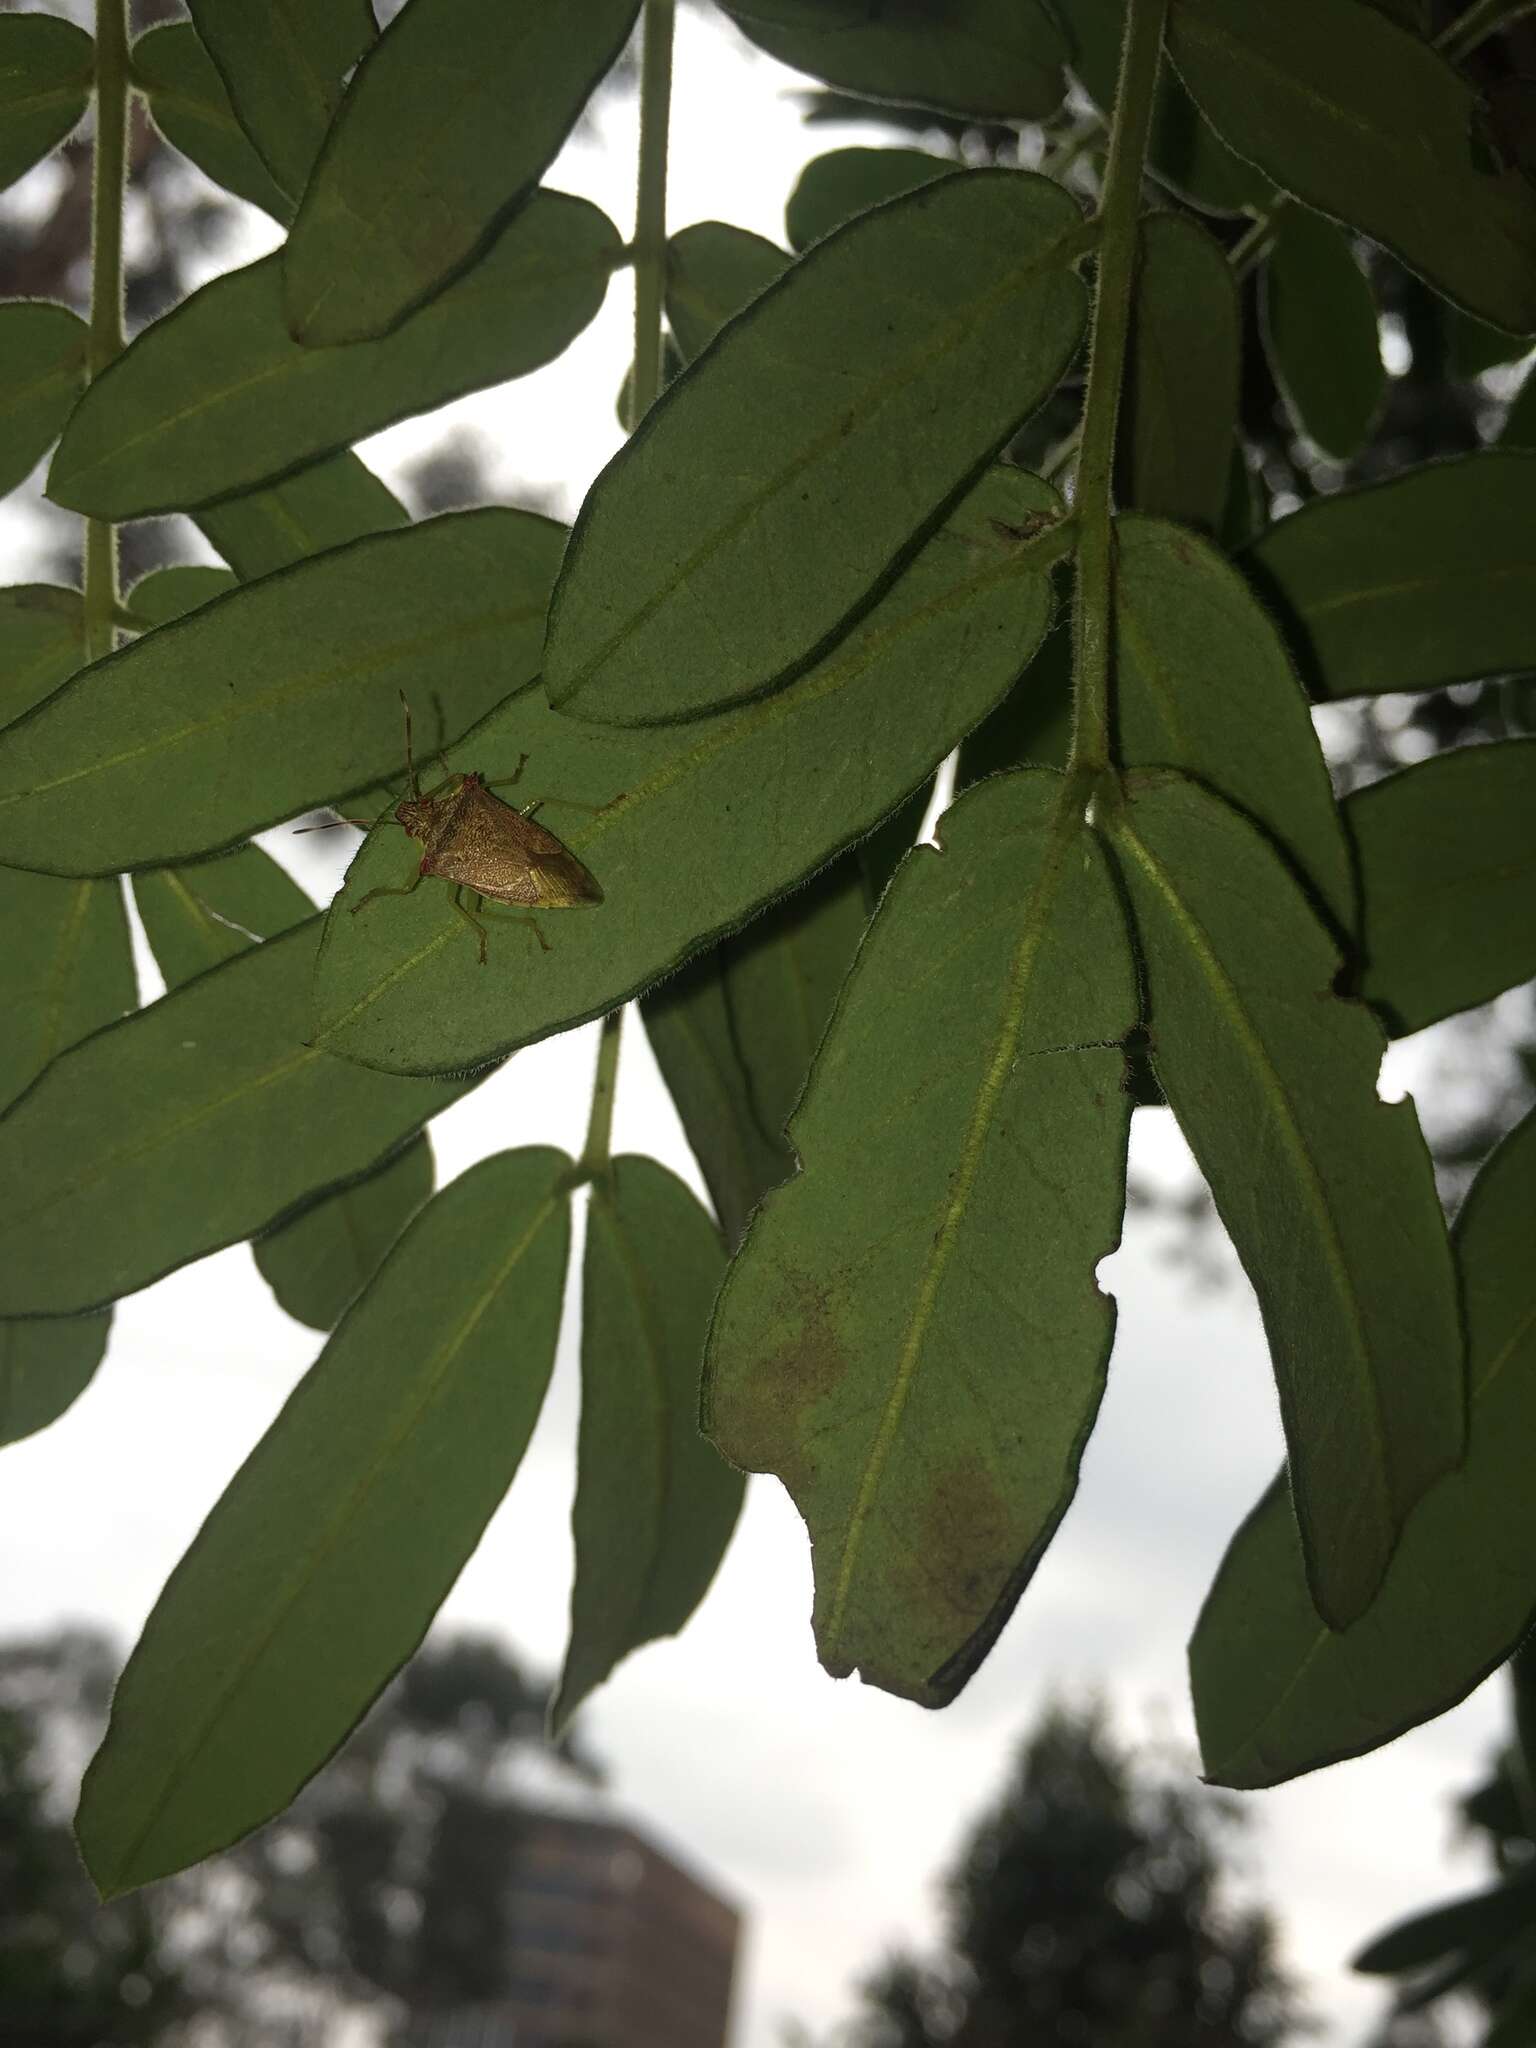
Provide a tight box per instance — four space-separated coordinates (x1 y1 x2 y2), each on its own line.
254 1134 433 1332
195 453 409 580
133 844 313 990
1166 0 1536 333
0 585 84 729
0 301 87 497
0 1312 111 1449
0 14 93 193
785 147 952 251
1111 772 1463 1629
664 221 789 362
0 922 465 1317
77 1146 571 1896
706 771 1136 1704
544 172 1090 725
1190 1106 1536 1788
315 468 1070 1075
1119 213 1239 533
281 0 640 345
957 596 1073 786
1114 515 1352 930
554 1156 739 1728
0 509 567 874
1261 209 1385 460
720 0 1068 121
49 193 621 520
1353 1875 1536 1975
186 0 374 205
123 564 237 628
1347 740 1536 1037
2 867 135 1110
131 21 293 222
1247 453 1536 699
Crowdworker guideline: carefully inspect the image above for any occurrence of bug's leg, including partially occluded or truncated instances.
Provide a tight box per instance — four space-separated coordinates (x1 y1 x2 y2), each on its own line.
350 870 424 919
482 752 532 794
479 904 551 953
449 886 489 966
519 792 621 819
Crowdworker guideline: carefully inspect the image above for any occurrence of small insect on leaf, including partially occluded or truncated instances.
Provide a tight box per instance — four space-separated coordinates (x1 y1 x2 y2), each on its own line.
344 695 604 964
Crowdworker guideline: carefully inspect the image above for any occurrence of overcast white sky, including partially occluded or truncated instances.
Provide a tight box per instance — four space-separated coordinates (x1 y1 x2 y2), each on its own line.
0 10 1515 2045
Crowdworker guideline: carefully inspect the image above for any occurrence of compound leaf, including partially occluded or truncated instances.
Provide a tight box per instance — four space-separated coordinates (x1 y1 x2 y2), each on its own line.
1119 212 1238 532
1347 740 1536 1036
1166 0 1536 333
1261 208 1385 460
545 171 1089 725
254 1135 433 1332
131 21 292 222
1111 772 1463 1629
186 0 374 204
706 771 1135 1703
554 1156 740 1728
77 1146 570 1896
316 468 1069 1075
133 844 313 990
0 301 88 498
282 0 640 344
0 922 467 1317
1190 1105 1536 1787
0 15 93 194
0 509 567 874
1247 452 1536 699
50 193 620 519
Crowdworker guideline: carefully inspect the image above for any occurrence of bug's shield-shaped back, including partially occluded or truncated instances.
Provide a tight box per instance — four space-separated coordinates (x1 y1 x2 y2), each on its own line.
418 776 603 909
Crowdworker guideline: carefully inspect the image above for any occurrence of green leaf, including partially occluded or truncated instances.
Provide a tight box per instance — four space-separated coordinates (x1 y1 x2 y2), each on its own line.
123 564 237 628
0 301 87 498
76 1146 570 1896
1166 0 1536 334
0 15 93 193
664 222 789 362
254 1135 433 1332
1354 1874 1536 1974
49 193 620 520
1110 772 1463 1629
131 22 293 223
281 0 640 345
1246 453 1536 699
1059 0 1270 217
705 771 1135 1704
1261 209 1385 459
0 922 466 1317
2 867 135 1111
1113 515 1353 930
133 844 314 990
554 1156 740 1728
719 0 1068 121
1444 303 1528 381
1191 1104 1536 1788
0 1311 111 1449
1346 740 1536 1036
195 453 409 580
1119 213 1239 532
642 955 794 1250
785 147 953 251
546 172 1090 726
0 509 567 874
185 0 375 205
0 585 84 730
957 595 1073 786
315 467 1069 1075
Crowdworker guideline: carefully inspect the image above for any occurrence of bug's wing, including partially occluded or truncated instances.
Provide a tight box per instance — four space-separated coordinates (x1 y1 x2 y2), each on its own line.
422 786 603 907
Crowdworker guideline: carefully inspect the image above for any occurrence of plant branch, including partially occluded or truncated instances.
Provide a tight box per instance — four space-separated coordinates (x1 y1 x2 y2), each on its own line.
627 0 676 431
1437 0 1536 59
1067 0 1168 780
84 0 130 667
578 1009 624 1184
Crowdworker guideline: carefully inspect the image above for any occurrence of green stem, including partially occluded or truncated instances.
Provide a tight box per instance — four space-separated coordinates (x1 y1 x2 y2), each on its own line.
1067 0 1168 781
579 1009 624 1183
84 0 130 667
627 0 675 431
1437 0 1536 59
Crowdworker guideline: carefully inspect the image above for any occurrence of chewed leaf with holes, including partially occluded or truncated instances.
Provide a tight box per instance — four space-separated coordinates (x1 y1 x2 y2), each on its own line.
77 1148 571 1895
705 771 1135 1704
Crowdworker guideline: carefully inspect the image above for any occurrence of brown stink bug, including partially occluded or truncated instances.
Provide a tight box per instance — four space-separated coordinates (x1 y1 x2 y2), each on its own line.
343 696 604 964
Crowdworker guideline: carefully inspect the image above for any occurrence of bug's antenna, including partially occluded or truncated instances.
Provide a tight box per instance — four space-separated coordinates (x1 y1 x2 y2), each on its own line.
399 689 420 800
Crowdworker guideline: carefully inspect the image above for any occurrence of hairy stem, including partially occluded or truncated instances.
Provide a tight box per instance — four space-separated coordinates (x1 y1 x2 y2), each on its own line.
627 0 676 431
1437 0 1536 59
1067 0 1168 780
579 1009 624 1183
84 0 130 666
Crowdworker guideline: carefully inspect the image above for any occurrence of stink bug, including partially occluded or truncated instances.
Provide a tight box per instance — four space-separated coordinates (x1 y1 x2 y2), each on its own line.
345 696 604 964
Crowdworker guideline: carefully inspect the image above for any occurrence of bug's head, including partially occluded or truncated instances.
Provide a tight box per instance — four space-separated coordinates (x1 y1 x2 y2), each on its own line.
395 795 436 837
